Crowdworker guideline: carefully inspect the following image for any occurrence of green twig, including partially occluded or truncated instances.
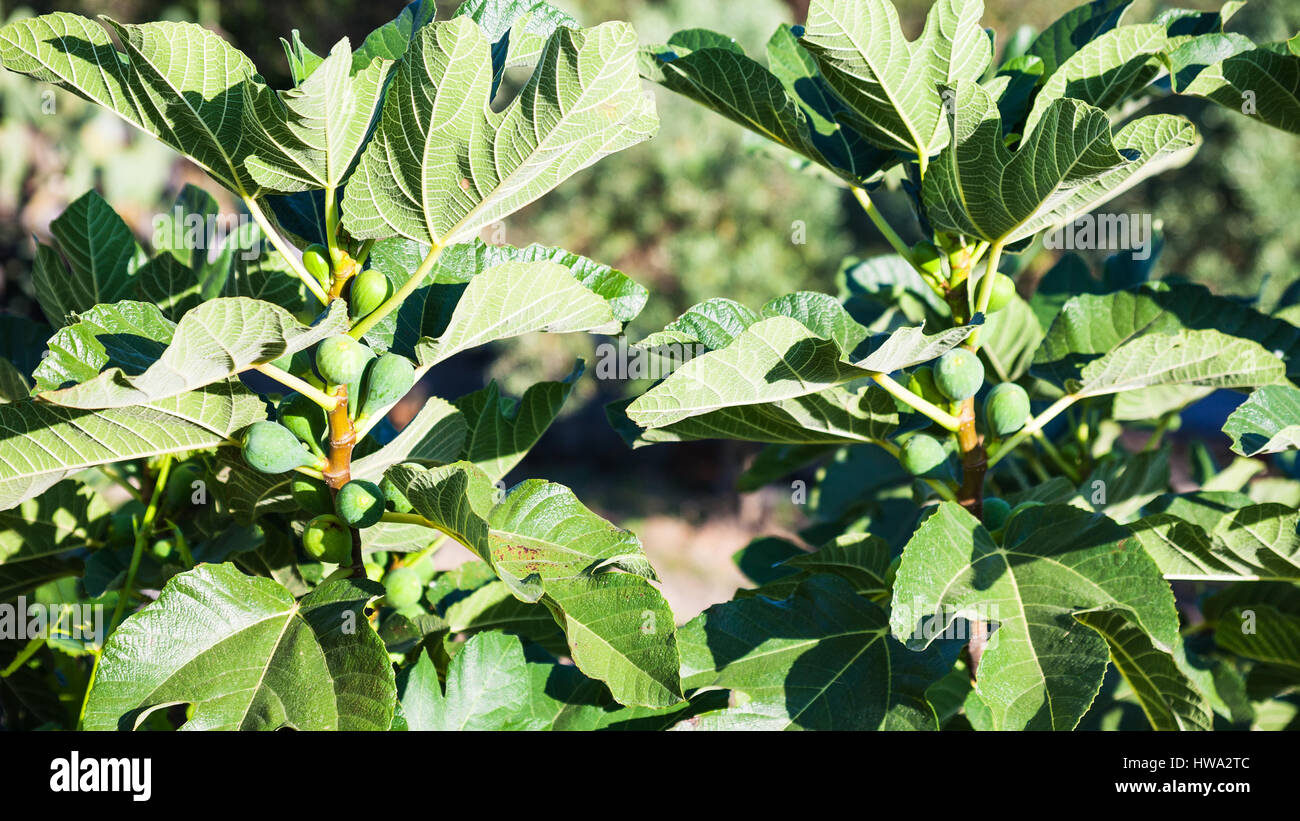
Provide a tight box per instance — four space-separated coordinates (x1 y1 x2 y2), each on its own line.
243 195 330 305
871 372 963 431
254 362 340 410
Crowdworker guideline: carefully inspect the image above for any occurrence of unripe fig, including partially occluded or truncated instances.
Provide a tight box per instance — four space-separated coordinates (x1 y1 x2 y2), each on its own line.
380 475 413 513
982 497 1012 530
984 382 1031 437
364 562 384 582
933 349 984 401
383 566 423 609
335 479 385 529
349 268 392 320
899 434 948 478
315 334 373 388
986 272 1016 313
911 240 943 276
302 243 331 290
906 366 946 406
279 393 327 456
302 514 352 564
358 354 415 421
408 553 437 584
291 476 334 516
241 421 317 474
164 461 205 510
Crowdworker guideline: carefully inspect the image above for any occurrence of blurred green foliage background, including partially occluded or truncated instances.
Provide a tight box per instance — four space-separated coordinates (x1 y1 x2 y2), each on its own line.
1 0 1297 614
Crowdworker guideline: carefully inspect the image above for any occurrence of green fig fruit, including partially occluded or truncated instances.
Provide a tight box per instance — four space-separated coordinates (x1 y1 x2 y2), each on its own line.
358 353 415 421
906 366 947 406
911 240 943 276
302 243 331 290
303 514 352 564
315 334 373 388
984 382 1031 437
279 393 328 457
933 349 985 401
335 479 385 529
291 476 334 516
379 475 413 513
383 566 423 609
986 272 1016 313
900 434 949 478
982 496 1012 530
348 268 392 321
241 421 317 474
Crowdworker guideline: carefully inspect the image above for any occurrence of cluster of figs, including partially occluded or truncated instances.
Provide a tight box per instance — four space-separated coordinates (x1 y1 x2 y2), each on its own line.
899 348 1031 525
238 246 426 610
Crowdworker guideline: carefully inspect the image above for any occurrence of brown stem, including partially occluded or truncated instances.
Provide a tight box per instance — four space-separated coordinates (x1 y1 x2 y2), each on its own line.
323 386 364 576
323 387 356 490
955 397 985 519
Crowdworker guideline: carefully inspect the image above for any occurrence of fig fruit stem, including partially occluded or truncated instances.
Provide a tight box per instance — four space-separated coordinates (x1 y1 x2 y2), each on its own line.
253 362 339 410
380 511 437 528
966 239 1005 350
350 242 445 340
323 186 343 269
871 372 963 431
1032 429 1082 483
242 195 330 305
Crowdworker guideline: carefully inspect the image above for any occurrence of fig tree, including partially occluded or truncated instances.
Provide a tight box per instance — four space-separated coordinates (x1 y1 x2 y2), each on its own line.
241 421 317 474
335 479 385 528
933 349 984 401
302 514 352 564
984 382 1030 437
